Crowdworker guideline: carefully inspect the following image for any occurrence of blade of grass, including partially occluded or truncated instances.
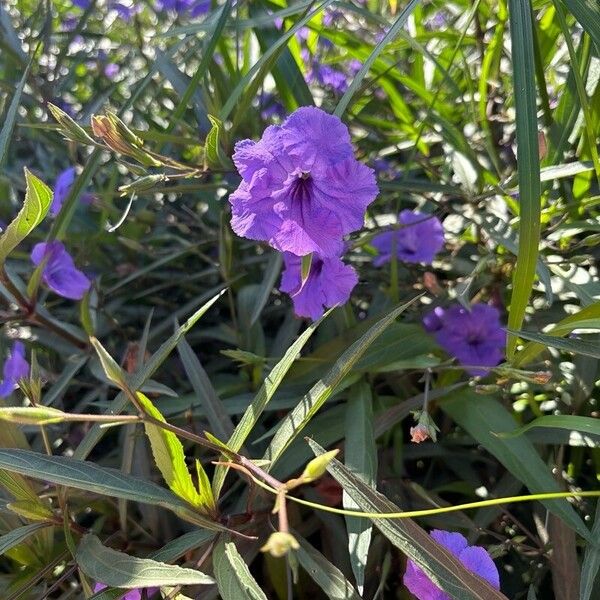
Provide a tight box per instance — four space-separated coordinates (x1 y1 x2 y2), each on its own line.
506 0 541 358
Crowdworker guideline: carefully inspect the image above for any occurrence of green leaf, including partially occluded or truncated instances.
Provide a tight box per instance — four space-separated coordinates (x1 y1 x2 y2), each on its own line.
511 328 600 359
0 169 53 266
150 529 216 563
263 297 420 469
0 523 52 557
506 0 541 358
177 335 234 442
580 501 600 600
74 289 225 461
212 312 327 497
136 391 215 512
513 301 600 366
0 448 222 530
89 337 127 387
295 535 361 600
441 390 592 542
213 537 268 600
344 382 376 594
307 440 508 600
250 252 283 326
76 534 214 588
497 415 600 440
560 0 600 52
0 55 32 168
334 0 421 116
205 115 231 169
218 0 336 121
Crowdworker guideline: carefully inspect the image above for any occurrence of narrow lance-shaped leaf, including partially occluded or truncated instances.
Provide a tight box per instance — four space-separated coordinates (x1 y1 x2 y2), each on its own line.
213 538 267 600
212 311 327 497
74 289 225 461
506 0 541 358
344 381 376 594
511 328 600 360
0 448 223 531
136 391 215 512
76 534 214 588
0 169 53 266
295 535 361 600
264 297 420 469
307 440 508 600
497 415 600 440
0 523 53 558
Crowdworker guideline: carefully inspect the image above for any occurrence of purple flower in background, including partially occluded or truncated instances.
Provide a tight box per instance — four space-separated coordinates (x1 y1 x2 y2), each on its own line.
307 62 349 93
61 14 79 31
404 530 500 599
423 303 505 376
230 106 378 257
110 2 140 20
156 0 209 15
93 584 158 600
0 342 29 398
190 0 211 17
347 59 362 75
72 0 91 8
372 210 444 266
104 63 120 78
323 8 344 27
280 252 358 320
50 167 77 217
259 92 286 121
31 242 91 300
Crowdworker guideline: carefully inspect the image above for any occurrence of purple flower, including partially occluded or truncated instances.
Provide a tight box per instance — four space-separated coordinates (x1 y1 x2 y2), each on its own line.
190 0 211 17
347 59 363 75
259 92 286 121
93 584 158 600
280 252 358 320
0 342 29 398
404 530 500 600
156 0 209 15
50 168 77 217
31 241 91 300
230 106 378 257
423 303 505 376
61 15 79 31
307 63 349 93
72 0 91 8
372 210 444 266
110 2 140 20
323 8 344 27
104 63 120 79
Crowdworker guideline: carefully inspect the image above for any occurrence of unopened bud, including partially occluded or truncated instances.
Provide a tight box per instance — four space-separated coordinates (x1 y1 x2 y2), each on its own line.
410 424 430 443
90 337 126 388
260 532 299 558
301 449 339 483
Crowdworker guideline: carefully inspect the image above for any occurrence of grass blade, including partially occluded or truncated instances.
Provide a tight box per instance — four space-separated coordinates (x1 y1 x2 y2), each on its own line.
334 0 421 117
506 0 541 358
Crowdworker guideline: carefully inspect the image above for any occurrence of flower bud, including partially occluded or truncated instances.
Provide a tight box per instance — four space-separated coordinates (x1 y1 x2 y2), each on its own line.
260 532 300 558
301 449 339 483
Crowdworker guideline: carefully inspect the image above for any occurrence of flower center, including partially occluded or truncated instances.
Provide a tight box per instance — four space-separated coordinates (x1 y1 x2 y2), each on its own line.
289 173 313 202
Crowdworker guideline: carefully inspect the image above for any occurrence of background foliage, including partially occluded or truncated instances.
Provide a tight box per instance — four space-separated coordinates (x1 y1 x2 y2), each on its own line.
0 0 599 598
